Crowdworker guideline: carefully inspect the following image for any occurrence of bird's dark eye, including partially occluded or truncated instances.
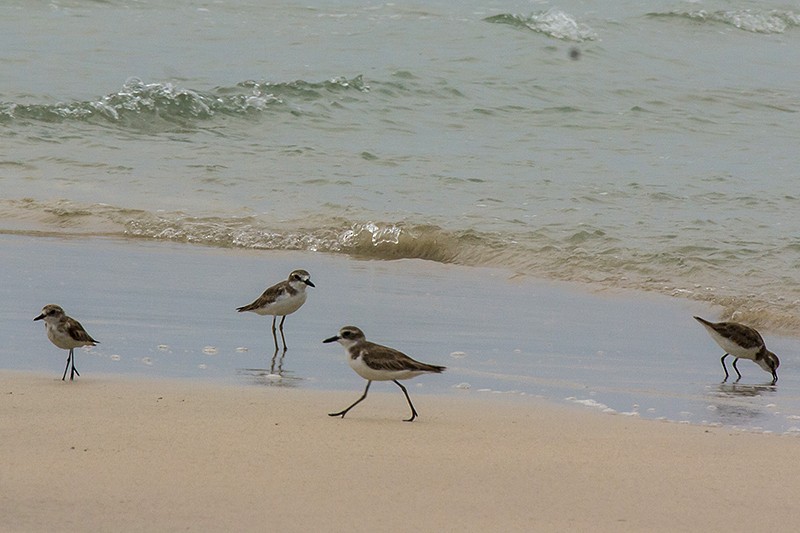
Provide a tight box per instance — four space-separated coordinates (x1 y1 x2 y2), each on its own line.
342 331 351 338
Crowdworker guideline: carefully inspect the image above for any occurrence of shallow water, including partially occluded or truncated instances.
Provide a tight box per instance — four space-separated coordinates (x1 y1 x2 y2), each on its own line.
5 235 800 434
2 0 800 332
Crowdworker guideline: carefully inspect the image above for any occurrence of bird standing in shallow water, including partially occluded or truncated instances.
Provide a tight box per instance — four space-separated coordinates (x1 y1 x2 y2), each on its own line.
694 316 779 384
324 326 446 422
237 269 315 352
34 304 99 381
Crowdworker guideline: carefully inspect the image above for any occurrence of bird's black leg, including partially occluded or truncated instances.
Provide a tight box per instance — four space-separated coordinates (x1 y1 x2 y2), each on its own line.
270 316 279 351
720 354 730 382
771 368 778 385
270 345 280 375
278 315 288 351
275 348 285 375
330 381 371 418
62 350 71 381
732 358 743 382
393 380 419 422
63 348 79 381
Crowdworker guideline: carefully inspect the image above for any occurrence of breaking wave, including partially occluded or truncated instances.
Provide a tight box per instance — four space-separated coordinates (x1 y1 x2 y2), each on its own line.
484 10 598 41
0 76 370 129
648 9 800 34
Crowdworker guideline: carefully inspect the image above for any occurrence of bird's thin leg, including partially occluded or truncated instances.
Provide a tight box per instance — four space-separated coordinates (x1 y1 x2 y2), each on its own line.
270 346 279 375
330 381 372 418
278 315 288 351
270 316 279 351
62 350 71 381
276 349 285 375
732 358 743 382
393 380 419 422
720 354 730 382
771 368 778 385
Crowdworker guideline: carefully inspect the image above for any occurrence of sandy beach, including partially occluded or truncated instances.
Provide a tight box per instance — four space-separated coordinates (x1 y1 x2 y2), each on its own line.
3 371 799 532
5 2 800 529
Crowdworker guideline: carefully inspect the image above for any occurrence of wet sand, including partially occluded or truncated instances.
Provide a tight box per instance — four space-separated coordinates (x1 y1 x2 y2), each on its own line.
5 234 800 434
3 371 800 532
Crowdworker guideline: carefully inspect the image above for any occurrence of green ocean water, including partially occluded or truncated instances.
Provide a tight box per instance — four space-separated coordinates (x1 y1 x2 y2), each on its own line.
4 1 800 331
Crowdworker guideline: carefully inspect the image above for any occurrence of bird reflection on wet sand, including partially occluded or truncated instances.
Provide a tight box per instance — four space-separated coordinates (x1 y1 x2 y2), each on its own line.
236 346 300 388
715 382 778 398
706 382 778 426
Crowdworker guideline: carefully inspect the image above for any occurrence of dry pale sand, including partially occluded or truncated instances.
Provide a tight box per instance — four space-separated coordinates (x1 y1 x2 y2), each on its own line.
3 371 799 532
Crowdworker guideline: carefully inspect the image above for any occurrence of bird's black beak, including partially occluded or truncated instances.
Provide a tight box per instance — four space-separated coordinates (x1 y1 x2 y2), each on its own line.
306 280 316 288
323 335 339 343
34 313 44 321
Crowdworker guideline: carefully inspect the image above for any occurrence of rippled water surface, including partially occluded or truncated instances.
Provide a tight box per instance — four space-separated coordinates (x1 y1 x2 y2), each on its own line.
3 1 800 332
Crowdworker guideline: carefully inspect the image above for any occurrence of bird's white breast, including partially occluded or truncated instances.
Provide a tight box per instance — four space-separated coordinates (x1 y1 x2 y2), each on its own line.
254 291 307 316
46 322 87 350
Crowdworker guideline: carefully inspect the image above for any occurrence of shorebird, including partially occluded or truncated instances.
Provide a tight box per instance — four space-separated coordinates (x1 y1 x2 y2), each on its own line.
237 269 315 351
34 304 99 381
324 326 446 421
694 316 779 384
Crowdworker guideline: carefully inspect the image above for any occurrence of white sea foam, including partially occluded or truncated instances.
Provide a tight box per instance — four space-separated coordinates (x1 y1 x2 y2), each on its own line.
525 9 597 41
485 10 597 41
566 397 611 411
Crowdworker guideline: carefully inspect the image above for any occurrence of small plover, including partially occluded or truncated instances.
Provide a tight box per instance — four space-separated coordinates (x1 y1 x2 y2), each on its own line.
237 269 315 351
694 316 779 384
324 326 446 422
34 304 99 381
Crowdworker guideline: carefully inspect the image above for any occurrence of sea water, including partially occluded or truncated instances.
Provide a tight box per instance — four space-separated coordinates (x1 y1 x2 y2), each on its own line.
2 0 800 430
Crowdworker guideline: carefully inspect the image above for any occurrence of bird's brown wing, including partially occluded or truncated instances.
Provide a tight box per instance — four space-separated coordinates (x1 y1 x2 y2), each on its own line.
236 281 289 312
66 317 98 345
360 342 445 373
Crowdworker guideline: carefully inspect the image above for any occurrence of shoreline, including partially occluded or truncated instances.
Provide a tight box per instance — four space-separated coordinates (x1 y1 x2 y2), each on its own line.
4 370 800 531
